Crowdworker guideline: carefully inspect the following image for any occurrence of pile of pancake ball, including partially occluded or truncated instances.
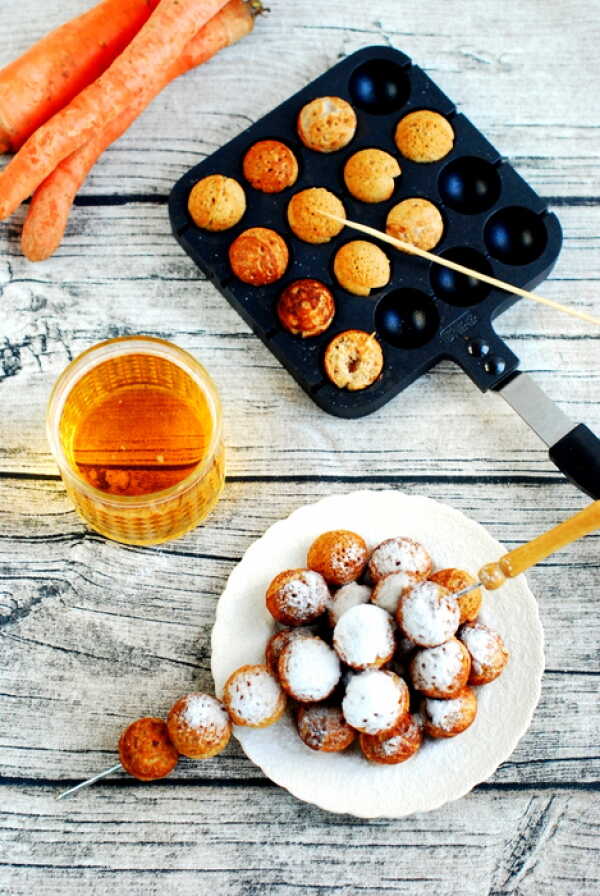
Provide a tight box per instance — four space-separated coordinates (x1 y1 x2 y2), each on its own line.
222 529 509 765
187 97 453 392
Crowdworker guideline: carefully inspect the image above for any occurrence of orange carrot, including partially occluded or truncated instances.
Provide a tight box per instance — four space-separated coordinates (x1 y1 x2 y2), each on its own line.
0 0 161 154
21 0 257 261
0 0 230 220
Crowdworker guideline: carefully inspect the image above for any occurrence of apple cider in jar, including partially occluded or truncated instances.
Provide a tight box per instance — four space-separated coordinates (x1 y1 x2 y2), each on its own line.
47 337 225 545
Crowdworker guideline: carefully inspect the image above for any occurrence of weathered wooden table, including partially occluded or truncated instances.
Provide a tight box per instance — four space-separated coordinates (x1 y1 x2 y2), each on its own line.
1 1 598 893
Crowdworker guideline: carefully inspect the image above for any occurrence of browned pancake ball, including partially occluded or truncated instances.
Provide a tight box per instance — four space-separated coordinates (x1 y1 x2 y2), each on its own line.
333 240 390 296
188 174 246 231
307 529 369 585
118 717 179 781
324 329 384 391
265 628 311 676
222 664 287 728
297 96 357 153
277 279 335 338
229 227 289 286
458 622 509 686
422 686 478 738
297 704 356 752
243 140 299 193
409 637 471 698
429 568 482 624
395 110 454 163
166 693 231 760
287 187 345 244
359 713 423 764
266 568 330 626
368 537 433 583
386 198 444 251
343 148 401 203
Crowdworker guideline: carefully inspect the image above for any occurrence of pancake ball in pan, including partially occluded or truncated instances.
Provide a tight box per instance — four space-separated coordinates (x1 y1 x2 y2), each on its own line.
277 279 335 338
243 140 299 193
188 174 246 231
395 110 454 163
297 96 357 153
344 148 401 203
229 227 289 286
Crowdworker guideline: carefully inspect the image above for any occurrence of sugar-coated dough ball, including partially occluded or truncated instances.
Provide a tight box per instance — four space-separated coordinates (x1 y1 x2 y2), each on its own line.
264 627 311 676
277 279 335 338
359 712 423 764
333 240 390 296
422 686 477 738
297 704 356 752
409 637 471 698
167 693 231 759
243 140 299 193
278 635 341 702
371 570 419 614
395 110 454 162
307 529 369 585
328 581 371 626
430 568 482 624
333 603 395 670
229 227 289 286
459 622 509 685
118 717 179 781
222 664 286 728
297 96 357 153
368 537 432 583
287 187 345 244
342 669 409 736
266 568 330 626
188 174 246 231
397 581 460 647
324 329 384 391
344 148 401 202
386 198 444 250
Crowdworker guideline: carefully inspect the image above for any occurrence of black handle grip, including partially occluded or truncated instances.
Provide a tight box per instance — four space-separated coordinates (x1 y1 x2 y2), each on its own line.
549 424 600 499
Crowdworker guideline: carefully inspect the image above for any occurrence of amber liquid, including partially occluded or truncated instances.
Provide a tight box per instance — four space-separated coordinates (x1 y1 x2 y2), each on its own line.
57 351 224 545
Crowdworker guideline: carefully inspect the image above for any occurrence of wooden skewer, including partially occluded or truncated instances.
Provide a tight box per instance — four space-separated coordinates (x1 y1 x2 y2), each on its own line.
319 211 600 327
458 500 600 595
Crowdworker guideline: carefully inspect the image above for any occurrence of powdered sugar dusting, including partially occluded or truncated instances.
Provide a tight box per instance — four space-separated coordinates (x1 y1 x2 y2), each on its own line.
328 582 371 625
181 693 229 734
411 639 467 694
371 571 418 613
369 537 431 581
333 603 395 668
227 667 283 726
399 581 459 646
424 693 470 732
278 570 329 618
459 623 508 679
281 637 341 702
342 669 407 734
378 714 422 756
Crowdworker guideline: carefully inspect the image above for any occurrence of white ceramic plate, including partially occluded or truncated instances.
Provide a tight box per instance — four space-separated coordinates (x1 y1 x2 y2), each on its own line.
211 490 544 818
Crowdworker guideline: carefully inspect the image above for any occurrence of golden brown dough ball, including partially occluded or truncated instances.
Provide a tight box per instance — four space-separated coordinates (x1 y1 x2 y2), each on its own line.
429 568 482 624
324 329 384 391
343 148 401 203
359 712 423 764
118 717 179 781
222 664 286 728
333 240 390 296
458 622 509 685
297 96 357 153
243 140 299 193
265 628 311 676
277 279 335 338
228 227 289 286
287 187 345 244
166 693 231 760
395 110 454 163
422 686 477 738
409 637 471 698
266 568 330 626
297 704 357 752
386 198 444 251
307 529 369 585
188 174 246 231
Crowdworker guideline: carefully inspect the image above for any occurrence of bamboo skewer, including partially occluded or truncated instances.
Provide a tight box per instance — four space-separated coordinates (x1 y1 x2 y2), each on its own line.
318 211 600 327
57 763 123 800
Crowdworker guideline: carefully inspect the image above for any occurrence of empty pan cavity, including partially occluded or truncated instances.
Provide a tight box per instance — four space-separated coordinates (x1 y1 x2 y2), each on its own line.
484 206 548 265
430 247 493 307
348 58 411 114
438 157 501 214
375 289 439 349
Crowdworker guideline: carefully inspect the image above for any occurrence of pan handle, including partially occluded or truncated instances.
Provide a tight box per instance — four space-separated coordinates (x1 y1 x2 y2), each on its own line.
496 372 600 499
549 424 600 500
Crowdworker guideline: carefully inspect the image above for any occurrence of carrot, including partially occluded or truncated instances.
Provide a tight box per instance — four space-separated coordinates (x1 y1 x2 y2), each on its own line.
0 0 230 220
21 0 257 261
0 0 161 154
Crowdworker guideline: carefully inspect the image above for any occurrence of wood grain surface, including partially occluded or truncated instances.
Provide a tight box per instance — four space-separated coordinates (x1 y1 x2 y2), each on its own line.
0 1 598 894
